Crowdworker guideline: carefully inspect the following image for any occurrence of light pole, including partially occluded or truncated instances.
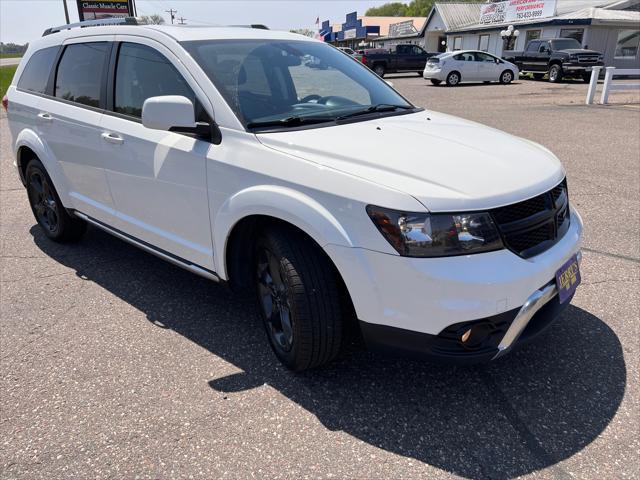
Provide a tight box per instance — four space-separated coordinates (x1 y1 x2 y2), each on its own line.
62 0 70 23
500 25 520 51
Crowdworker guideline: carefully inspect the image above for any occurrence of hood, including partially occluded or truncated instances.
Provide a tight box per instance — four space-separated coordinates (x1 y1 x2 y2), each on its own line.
256 110 565 211
559 49 601 55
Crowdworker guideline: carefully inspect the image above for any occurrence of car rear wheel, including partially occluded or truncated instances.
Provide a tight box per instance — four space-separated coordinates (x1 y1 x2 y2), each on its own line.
430 79 442 86
500 70 514 84
254 227 343 371
373 64 385 77
26 158 86 242
446 71 461 86
548 64 563 83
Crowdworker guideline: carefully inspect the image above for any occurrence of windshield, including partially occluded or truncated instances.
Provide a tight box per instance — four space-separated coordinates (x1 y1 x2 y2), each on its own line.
551 39 582 50
182 39 414 130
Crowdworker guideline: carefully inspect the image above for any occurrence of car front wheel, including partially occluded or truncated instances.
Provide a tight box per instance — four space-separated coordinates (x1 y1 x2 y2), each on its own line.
26 158 86 242
254 227 343 371
500 70 514 84
373 64 385 77
548 64 563 83
430 79 442 86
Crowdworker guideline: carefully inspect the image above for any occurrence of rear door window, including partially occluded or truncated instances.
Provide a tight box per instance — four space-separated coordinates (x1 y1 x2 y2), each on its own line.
17 46 58 94
114 42 196 119
54 42 109 108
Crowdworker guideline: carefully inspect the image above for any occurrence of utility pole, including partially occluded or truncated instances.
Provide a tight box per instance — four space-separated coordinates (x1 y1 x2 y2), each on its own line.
165 9 177 24
178 17 187 25
62 0 70 23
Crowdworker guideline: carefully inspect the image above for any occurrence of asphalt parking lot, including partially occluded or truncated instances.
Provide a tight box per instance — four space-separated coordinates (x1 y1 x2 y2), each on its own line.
1 76 639 479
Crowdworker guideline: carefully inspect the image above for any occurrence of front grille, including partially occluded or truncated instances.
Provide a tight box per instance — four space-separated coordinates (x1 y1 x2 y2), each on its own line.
576 54 599 63
490 179 570 258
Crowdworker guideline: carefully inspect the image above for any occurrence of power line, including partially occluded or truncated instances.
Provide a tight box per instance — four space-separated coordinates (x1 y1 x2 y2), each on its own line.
165 8 177 24
177 17 187 25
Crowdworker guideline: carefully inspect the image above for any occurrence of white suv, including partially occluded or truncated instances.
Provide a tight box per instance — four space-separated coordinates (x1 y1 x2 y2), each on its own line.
5 19 583 371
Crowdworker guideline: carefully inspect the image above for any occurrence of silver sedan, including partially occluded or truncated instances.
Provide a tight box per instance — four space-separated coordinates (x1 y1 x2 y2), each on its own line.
423 50 519 86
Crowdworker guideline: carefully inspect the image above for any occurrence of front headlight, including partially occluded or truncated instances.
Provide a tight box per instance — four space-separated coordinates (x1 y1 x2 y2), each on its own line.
569 54 578 61
366 205 503 257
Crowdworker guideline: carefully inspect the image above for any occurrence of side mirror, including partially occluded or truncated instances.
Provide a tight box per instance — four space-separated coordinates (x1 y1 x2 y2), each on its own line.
142 95 196 131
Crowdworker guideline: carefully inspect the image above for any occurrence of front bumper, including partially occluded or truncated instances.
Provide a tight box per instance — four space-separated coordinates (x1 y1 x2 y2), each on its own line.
359 279 572 364
562 61 604 72
325 206 583 363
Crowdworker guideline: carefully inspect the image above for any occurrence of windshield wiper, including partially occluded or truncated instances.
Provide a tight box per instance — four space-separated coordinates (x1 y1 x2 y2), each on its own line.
247 115 333 130
336 104 413 121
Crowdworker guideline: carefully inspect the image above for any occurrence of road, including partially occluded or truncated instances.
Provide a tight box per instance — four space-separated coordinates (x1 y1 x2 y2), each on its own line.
1 77 639 479
0 57 21 67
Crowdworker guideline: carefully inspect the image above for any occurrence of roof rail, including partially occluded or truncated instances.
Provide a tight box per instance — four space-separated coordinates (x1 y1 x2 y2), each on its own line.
230 24 270 30
42 16 138 36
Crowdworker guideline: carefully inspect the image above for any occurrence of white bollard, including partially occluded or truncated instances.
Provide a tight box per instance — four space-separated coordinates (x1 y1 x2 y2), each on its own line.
586 66 601 105
600 67 615 104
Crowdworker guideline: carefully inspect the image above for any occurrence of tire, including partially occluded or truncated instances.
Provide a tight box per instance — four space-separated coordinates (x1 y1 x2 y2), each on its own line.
254 227 343 371
582 72 592 83
430 79 442 86
25 158 87 243
500 69 514 84
446 71 461 86
548 64 563 83
373 64 385 77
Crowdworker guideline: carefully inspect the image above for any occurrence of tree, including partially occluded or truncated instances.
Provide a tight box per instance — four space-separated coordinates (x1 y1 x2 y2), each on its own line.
405 0 436 17
0 42 28 55
367 0 478 18
290 28 315 38
365 2 409 16
139 14 165 25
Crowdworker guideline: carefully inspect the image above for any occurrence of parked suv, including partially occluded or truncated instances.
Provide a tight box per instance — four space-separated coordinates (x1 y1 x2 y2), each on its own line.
5 19 583 371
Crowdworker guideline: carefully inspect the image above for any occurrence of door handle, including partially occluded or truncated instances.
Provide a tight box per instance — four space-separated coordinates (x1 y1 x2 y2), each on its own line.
101 132 124 145
37 112 53 122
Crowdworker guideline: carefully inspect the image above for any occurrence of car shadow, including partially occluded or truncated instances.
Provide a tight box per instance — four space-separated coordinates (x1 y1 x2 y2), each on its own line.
427 82 521 88
30 225 626 479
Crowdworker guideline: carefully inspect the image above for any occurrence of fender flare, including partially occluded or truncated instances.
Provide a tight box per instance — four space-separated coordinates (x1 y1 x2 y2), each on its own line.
213 185 354 280
14 129 72 207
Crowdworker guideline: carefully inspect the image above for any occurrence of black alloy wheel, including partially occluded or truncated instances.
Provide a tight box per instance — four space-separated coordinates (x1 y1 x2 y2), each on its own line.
28 169 60 235
25 159 86 242
254 227 344 371
256 246 294 353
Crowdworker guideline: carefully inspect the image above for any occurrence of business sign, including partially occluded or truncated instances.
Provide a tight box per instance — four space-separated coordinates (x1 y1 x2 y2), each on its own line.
389 20 418 38
344 29 357 39
76 1 134 21
480 0 556 25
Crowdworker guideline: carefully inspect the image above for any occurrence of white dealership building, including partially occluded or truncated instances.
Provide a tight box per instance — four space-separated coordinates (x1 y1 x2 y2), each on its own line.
376 0 640 68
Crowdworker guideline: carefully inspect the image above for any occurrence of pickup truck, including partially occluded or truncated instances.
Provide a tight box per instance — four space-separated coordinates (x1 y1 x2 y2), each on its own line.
361 44 434 77
503 38 604 83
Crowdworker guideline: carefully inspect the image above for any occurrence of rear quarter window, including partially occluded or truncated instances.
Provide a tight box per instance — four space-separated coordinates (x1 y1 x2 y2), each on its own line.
17 46 59 94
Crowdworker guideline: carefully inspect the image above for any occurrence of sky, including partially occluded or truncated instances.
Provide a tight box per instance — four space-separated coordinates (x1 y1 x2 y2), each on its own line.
0 0 403 44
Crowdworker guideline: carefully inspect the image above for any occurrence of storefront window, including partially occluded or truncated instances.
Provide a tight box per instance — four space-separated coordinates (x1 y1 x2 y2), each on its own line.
453 36 462 51
525 30 541 44
615 29 640 59
559 28 584 44
478 34 490 52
